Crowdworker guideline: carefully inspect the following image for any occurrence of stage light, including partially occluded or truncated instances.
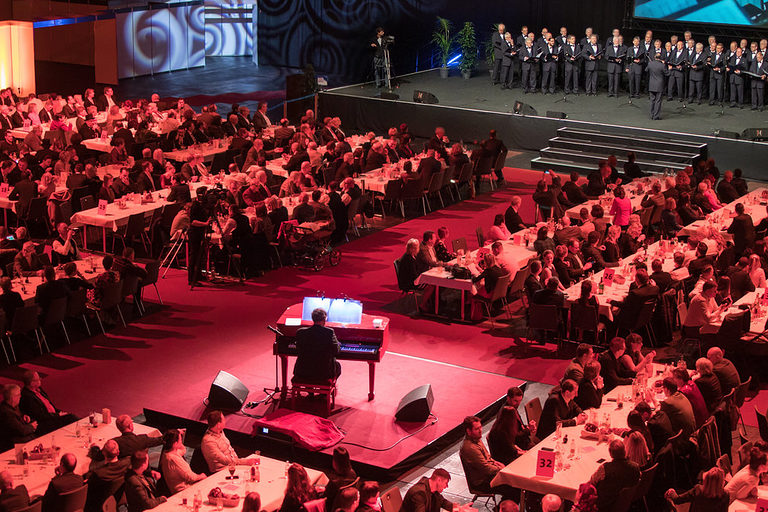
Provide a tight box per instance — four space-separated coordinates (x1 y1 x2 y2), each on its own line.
447 53 461 66
0 21 35 96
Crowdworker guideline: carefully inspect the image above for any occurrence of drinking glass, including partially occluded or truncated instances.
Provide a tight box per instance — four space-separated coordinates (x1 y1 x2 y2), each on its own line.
228 464 236 479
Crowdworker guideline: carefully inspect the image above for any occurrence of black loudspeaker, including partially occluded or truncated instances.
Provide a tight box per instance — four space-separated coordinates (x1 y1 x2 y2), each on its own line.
713 129 740 139
395 384 434 422
513 101 538 116
285 73 314 122
413 90 439 104
741 128 768 141
379 91 400 100
207 371 249 411
546 110 567 119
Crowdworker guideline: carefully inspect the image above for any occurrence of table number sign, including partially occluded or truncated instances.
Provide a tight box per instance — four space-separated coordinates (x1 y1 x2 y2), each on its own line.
603 268 615 287
755 498 768 512
536 448 555 478
0 183 8 196
98 199 108 216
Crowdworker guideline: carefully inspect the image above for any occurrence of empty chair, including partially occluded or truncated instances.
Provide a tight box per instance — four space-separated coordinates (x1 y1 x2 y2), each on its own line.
80 195 97 211
9 304 48 355
66 288 92 336
139 260 162 305
375 179 402 218
40 296 71 345
93 281 127 333
380 487 402 512
524 397 542 425
451 237 468 254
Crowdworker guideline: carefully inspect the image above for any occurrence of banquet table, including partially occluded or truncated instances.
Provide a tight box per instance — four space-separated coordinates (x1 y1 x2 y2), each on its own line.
70 182 207 252
677 188 768 238
0 413 159 497
152 455 327 512
491 363 669 505
165 140 231 163
729 486 768 511
565 178 661 223
11 253 112 304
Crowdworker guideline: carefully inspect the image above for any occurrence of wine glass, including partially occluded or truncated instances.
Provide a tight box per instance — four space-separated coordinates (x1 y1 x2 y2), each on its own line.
228 463 236 479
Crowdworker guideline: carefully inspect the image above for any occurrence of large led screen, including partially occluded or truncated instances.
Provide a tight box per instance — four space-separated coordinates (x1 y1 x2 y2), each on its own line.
634 0 768 27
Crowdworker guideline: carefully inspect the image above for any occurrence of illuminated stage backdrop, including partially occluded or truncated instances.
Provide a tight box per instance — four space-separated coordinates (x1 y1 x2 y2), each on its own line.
205 0 254 56
116 2 205 79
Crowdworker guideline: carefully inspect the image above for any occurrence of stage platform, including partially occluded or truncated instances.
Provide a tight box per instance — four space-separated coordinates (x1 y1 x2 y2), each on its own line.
320 68 768 181
144 350 523 480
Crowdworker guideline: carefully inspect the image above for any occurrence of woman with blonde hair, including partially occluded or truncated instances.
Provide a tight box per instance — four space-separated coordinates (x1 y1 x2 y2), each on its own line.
623 430 651 469
749 253 767 288
665 466 728 512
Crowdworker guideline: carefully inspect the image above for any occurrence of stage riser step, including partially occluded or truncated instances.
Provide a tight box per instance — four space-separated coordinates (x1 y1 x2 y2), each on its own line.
531 157 680 176
557 127 707 157
538 148 690 172
549 138 697 163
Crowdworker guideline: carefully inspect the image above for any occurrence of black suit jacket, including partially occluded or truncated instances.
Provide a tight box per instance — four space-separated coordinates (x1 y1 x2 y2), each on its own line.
576 379 604 410
166 184 191 204
363 150 386 172
598 350 634 393
0 403 36 450
416 157 441 189
538 392 583 439
532 288 565 308
20 386 61 425
125 470 165 512
84 459 131 512
615 284 659 325
292 324 340 382
35 280 70 315
727 214 755 254
8 178 37 217
0 485 29 512
725 266 755 300
504 206 525 233
400 476 453 512
43 473 84 511
113 432 163 460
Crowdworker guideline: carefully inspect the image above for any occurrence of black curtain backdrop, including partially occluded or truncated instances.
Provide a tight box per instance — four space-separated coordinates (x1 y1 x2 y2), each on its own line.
256 0 626 82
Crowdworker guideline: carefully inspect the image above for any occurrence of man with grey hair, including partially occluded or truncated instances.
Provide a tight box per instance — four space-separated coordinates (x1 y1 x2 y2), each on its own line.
363 141 387 172
293 308 341 382
397 238 421 292
707 346 741 394
0 384 37 449
0 471 29 511
111 414 163 460
504 196 526 233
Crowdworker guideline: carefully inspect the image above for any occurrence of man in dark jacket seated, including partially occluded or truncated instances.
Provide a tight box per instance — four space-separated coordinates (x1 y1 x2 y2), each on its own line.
0 471 30 512
19 370 77 435
0 384 37 451
42 453 84 511
124 450 167 511
537 379 586 439
111 415 163 460
400 469 457 512
292 308 340 383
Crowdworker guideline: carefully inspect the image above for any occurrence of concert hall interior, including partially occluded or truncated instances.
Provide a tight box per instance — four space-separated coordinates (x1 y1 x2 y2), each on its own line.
0 1 768 511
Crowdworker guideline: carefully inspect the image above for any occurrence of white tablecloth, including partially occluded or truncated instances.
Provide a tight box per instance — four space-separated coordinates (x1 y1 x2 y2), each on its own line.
165 141 230 163
0 414 159 497
153 456 327 512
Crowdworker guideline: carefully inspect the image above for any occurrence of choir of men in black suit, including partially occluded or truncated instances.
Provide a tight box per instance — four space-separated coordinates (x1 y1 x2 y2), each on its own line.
486 24 768 109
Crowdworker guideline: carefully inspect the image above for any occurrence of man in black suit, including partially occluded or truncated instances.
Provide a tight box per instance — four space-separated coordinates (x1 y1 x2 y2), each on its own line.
95 86 117 112
589 440 640 512
750 51 768 111
42 453 84 511
8 170 36 218
611 269 659 333
687 42 706 104
540 36 559 94
716 170 739 204
491 24 506 85
532 277 565 308
84 440 131 512
500 33 517 89
282 142 309 174
481 130 507 183
19 370 77 435
416 148 441 190
726 257 756 301
538 379 586 439
400 469 455 512
252 101 272 131
667 41 687 101
598 337 635 392
727 202 755 256
112 414 163 460
0 471 29 512
504 196 526 233
650 259 673 293
0 384 37 451
78 115 99 140
13 241 43 278
363 142 387 172
35 265 70 321
563 35 581 95
222 114 239 137
292 308 341 382
519 39 538 93
709 43 726 105
166 174 192 203
584 35 601 95
647 52 667 120
605 36 626 97
728 47 747 108
515 26 529 48
627 36 645 97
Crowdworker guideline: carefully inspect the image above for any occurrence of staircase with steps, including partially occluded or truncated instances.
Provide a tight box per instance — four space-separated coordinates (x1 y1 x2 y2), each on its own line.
531 126 708 175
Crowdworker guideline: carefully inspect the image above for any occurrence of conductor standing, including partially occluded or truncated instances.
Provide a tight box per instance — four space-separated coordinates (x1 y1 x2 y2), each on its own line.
648 53 667 120
371 27 387 88
491 24 506 85
293 308 341 382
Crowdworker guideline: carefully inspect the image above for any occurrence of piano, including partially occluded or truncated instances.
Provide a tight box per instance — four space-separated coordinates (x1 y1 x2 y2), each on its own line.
274 303 390 400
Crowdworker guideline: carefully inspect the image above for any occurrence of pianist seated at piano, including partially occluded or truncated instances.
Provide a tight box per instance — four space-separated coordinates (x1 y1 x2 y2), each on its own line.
292 308 341 383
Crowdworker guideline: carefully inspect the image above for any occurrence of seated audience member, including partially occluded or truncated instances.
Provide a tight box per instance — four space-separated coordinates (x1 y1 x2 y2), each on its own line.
0 471 29 512
325 447 357 510
692 357 723 414
243 492 263 512
554 216 583 246
533 226 555 256
671 368 708 427
279 463 320 512
472 252 506 300
59 262 94 293
112 414 163 460
125 450 167 510
571 483 598 512
684 280 725 336
523 260 543 301
563 343 595 384
42 453 84 512
665 467 729 512
599 337 635 392
459 415 515 498
201 410 258 473
488 214 511 241
610 269 659 333
619 333 655 376
649 258 673 293
707 346 741 394
13 241 42 277
726 256 755 300
335 487 360 512
728 202 755 256
89 254 120 310
541 494 562 512
725 447 767 501
416 230 444 273
160 429 205 494
538 379 586 439
589 440 641 512
532 277 565 308
19 370 77 434
504 196 527 233
400 469 456 512
688 265 715 298
396 238 420 292
112 247 148 302
563 172 588 204
581 231 616 272
659 377 696 437
34 265 70 319
0 384 37 450
487 386 535 464
576 361 604 410
749 253 767 288
0 278 22 324
624 430 651 470
434 227 455 263
355 482 381 512
84 440 131 512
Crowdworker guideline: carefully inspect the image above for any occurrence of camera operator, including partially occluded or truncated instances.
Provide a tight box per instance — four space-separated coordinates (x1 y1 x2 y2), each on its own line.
51 222 79 265
371 27 389 88
188 187 212 287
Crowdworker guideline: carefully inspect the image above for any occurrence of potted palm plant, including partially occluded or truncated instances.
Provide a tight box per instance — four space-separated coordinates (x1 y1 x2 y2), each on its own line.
485 24 498 78
432 17 453 78
457 21 477 79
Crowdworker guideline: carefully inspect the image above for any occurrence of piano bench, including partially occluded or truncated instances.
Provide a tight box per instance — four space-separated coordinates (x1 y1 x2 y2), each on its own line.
289 380 337 417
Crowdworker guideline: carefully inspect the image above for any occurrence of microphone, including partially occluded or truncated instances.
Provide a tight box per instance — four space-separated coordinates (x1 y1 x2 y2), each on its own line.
267 325 284 337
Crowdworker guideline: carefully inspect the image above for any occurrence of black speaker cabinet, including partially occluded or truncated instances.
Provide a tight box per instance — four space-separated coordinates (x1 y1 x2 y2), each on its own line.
513 101 538 116
208 371 249 411
742 128 768 141
413 90 439 104
546 110 567 119
395 384 434 422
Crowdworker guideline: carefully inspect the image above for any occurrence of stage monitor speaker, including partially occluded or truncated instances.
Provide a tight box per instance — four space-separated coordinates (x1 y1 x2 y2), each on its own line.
379 91 400 100
713 129 740 139
413 90 439 104
546 110 567 119
395 384 434 422
207 371 249 411
741 128 768 141
513 101 538 116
